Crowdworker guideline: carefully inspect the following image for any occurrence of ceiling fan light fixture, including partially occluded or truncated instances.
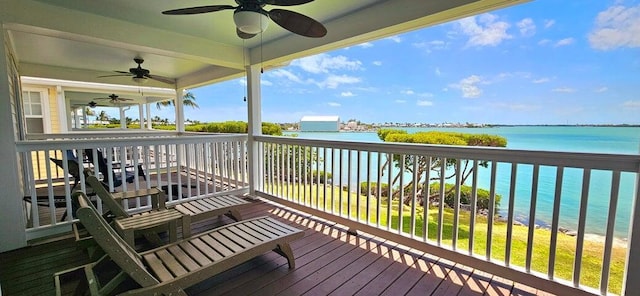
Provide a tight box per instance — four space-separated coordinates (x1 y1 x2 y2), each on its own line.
234 10 269 34
132 76 148 84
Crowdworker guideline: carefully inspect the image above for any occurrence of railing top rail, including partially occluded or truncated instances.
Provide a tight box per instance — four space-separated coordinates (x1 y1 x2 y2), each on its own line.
255 135 640 172
26 131 179 140
17 133 248 151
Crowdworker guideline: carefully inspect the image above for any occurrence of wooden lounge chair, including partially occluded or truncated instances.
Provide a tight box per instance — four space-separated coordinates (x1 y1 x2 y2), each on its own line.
58 191 303 295
85 174 253 240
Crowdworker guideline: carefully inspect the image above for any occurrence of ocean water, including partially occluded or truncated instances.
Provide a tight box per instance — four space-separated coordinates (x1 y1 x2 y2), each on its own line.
284 126 640 238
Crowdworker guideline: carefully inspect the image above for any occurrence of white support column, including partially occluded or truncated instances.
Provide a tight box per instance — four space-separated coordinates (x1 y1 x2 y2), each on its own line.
175 89 185 133
56 86 68 132
146 103 152 129
81 108 87 128
246 64 262 195
119 107 126 129
138 104 144 130
0 32 27 251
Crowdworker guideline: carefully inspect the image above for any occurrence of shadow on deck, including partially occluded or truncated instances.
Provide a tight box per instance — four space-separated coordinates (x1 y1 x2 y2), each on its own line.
1 197 554 296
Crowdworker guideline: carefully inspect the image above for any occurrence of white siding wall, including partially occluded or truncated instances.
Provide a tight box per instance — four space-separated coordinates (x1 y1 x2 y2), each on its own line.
0 31 27 251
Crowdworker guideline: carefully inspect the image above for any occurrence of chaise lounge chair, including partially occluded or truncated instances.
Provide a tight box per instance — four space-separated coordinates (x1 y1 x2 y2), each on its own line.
57 191 303 295
85 174 253 242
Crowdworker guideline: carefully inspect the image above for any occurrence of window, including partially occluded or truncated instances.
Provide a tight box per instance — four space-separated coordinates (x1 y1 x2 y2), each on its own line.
22 90 47 134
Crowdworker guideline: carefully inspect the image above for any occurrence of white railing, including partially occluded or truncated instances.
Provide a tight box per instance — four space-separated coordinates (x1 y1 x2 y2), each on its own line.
16 133 248 240
254 135 640 296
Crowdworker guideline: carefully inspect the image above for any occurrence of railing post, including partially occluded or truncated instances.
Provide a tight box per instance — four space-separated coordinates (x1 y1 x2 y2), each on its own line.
246 64 262 195
623 168 640 295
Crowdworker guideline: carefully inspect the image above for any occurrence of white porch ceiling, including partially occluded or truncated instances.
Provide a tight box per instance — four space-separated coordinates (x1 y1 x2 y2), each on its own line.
3 0 528 105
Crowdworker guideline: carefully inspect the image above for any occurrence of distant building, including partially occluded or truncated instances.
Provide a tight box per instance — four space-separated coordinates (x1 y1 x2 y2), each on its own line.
300 115 340 132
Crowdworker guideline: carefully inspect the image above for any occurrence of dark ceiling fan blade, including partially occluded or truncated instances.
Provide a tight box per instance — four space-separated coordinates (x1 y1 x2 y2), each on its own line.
146 74 176 85
115 70 131 74
262 0 314 6
162 5 235 15
237 28 257 39
97 74 131 78
269 9 327 38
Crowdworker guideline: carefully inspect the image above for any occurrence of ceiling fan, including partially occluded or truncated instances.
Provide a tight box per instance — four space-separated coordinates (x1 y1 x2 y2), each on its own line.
98 58 175 84
162 0 327 39
73 101 107 108
94 94 133 105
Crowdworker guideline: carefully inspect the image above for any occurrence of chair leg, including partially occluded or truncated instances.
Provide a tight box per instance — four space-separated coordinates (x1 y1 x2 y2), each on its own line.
274 243 296 269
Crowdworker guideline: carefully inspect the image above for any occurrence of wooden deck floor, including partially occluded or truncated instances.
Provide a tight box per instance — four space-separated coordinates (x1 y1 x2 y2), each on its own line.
1 197 555 296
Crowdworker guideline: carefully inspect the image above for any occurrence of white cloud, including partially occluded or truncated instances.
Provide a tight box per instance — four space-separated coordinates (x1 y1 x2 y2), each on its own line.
270 69 304 83
372 61 382 66
595 87 608 93
555 38 575 47
622 100 640 108
532 78 550 84
401 90 415 95
317 75 361 89
552 87 576 93
413 40 448 53
416 100 433 106
328 102 341 107
385 35 402 43
292 53 362 74
451 75 483 98
544 19 556 29
358 42 374 48
394 99 406 103
435 67 442 76
341 91 355 97
538 39 552 46
261 79 273 86
589 5 640 50
419 92 434 98
517 18 536 37
457 13 512 47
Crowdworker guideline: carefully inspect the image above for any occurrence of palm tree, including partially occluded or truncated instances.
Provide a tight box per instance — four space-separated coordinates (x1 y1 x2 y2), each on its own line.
156 91 199 110
84 107 95 116
96 111 109 125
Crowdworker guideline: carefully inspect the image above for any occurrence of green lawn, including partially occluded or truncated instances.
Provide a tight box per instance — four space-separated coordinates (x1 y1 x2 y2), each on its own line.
264 183 626 294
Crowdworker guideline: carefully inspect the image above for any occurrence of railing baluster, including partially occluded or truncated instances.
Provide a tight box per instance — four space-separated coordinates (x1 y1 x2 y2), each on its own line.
469 160 478 254
411 156 418 238
376 152 382 228
486 160 497 259
316 146 321 209
348 149 352 219
356 150 361 221
398 154 405 234
212 142 218 194
27 151 40 228
366 151 371 225
601 170 621 294
548 166 564 279
424 156 432 242
339 149 343 217
453 160 461 250
438 159 446 245
387 153 392 231
204 143 210 196
526 164 540 272
241 140 246 187
506 162 518 266
166 144 173 201
44 150 55 225
573 168 592 287
297 145 302 203
324 147 328 211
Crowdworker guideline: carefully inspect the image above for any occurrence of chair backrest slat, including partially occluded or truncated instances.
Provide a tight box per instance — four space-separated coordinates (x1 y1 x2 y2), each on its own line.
85 174 130 218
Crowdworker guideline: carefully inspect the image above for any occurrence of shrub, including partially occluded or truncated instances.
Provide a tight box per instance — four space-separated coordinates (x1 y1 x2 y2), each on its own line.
428 183 501 211
360 182 389 197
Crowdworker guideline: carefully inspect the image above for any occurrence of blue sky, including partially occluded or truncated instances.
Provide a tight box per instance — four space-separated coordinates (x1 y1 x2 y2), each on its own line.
148 0 640 125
